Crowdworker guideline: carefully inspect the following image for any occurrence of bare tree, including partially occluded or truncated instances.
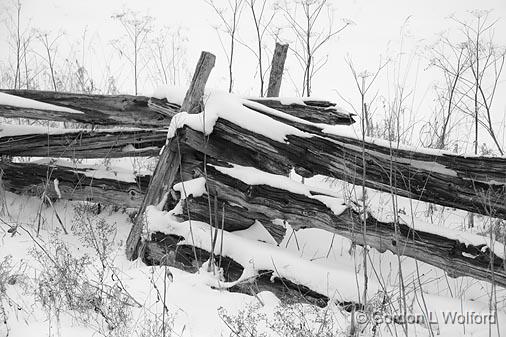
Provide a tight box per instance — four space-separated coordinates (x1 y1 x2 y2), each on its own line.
342 59 388 137
431 11 506 156
425 36 470 150
12 0 22 89
111 10 153 95
338 59 387 306
205 0 244 93
3 0 33 89
456 10 505 155
244 0 276 96
149 26 189 87
278 0 351 96
34 30 64 91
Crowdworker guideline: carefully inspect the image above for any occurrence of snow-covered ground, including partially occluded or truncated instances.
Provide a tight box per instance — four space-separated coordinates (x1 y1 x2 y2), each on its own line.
0 177 504 336
0 88 504 336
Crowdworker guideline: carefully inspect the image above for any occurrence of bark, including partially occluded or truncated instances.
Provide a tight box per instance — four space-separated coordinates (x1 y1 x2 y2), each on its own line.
142 233 347 308
178 119 506 219
125 51 216 261
0 89 354 127
2 159 504 287
0 89 177 127
266 43 289 97
176 163 506 288
0 161 149 208
0 128 165 158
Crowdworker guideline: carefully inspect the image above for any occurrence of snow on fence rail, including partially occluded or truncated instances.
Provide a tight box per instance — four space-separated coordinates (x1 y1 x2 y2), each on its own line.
3 158 504 291
0 76 505 303
1 90 504 218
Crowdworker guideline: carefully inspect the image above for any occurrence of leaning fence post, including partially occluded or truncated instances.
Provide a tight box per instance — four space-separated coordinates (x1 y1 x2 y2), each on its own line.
266 42 289 97
125 51 216 260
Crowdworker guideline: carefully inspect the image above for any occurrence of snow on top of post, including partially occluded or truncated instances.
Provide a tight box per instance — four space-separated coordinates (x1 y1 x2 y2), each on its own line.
151 85 186 105
0 92 84 114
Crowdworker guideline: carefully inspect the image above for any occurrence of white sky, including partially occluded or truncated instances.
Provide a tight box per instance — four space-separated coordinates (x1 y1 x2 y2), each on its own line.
0 0 505 150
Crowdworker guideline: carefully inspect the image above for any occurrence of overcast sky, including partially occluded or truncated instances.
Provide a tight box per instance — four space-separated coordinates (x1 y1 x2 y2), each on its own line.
1 0 505 150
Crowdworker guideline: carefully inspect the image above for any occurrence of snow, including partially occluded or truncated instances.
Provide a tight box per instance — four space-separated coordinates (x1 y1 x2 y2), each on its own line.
33 158 144 183
164 160 348 222
163 89 478 182
232 220 278 245
146 206 506 337
173 177 207 199
53 178 62 198
0 191 264 337
211 163 348 215
121 144 159 153
166 91 310 143
153 86 352 119
356 182 506 259
0 92 84 114
156 87 502 164
146 206 384 301
2 86 505 336
0 124 78 137
0 189 504 337
0 124 158 138
404 217 506 259
305 174 506 260
151 85 186 105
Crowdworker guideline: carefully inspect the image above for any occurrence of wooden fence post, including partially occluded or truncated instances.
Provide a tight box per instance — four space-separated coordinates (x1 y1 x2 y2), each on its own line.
266 42 289 97
125 51 216 260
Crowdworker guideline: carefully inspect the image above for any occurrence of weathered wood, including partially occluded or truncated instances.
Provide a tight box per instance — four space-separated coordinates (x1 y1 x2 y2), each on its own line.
0 89 354 126
0 90 177 127
178 119 506 219
267 42 289 97
0 128 165 158
142 233 338 308
5 111 504 220
180 53 216 114
177 163 506 287
0 161 150 208
3 158 504 286
125 51 216 261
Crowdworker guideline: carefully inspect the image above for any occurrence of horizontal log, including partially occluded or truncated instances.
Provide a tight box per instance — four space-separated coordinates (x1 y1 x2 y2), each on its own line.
0 161 150 208
0 90 176 127
142 233 333 308
178 119 506 219
0 127 165 158
0 89 354 127
3 159 504 287
176 163 506 288
245 98 354 125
